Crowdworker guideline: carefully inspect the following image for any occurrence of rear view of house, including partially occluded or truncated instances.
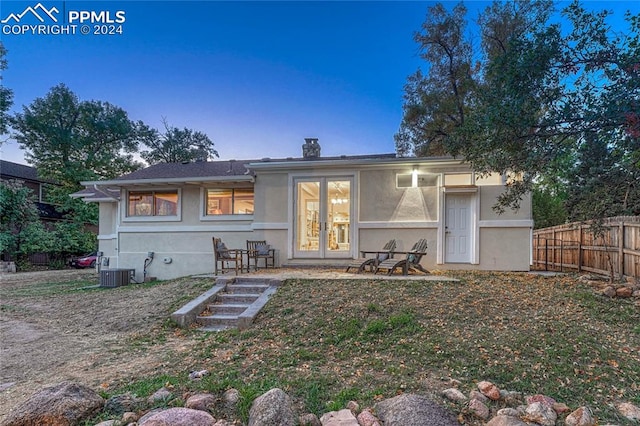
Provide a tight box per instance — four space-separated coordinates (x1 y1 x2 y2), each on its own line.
74 139 533 280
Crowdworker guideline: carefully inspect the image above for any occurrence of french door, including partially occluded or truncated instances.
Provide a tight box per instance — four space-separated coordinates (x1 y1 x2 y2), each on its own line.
294 177 352 258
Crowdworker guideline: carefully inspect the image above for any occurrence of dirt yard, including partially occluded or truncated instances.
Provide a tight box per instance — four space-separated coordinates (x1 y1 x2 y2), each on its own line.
0 269 213 419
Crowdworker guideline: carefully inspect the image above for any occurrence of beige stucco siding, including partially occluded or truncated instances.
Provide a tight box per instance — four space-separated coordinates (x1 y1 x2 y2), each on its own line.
98 203 117 235
479 186 532 221
359 170 438 222
254 173 288 223
117 230 255 280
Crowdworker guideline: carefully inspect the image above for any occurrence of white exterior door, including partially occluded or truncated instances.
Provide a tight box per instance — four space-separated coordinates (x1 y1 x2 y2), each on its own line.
445 194 472 263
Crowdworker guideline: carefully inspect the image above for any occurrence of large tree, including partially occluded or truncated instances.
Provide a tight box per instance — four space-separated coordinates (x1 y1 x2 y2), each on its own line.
0 42 13 137
139 118 218 165
397 1 639 220
395 2 475 157
11 84 143 187
0 180 46 262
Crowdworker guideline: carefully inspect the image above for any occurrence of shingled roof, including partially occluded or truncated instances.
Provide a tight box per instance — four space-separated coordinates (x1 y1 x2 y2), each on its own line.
0 160 54 183
113 159 255 181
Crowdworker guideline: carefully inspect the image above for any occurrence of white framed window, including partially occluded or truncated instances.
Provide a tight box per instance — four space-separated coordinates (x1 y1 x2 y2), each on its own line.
124 189 181 222
204 188 254 216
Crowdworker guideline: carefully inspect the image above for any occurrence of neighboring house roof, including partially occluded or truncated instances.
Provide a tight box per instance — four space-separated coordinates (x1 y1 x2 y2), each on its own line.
0 160 54 183
70 186 121 202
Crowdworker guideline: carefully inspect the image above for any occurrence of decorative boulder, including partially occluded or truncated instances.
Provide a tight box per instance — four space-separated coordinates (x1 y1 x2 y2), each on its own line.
1 381 104 426
477 381 501 400
565 406 596 426
524 401 557 426
617 402 640 421
486 415 529 426
374 393 459 426
320 409 359 426
138 407 215 425
186 393 216 412
248 388 296 426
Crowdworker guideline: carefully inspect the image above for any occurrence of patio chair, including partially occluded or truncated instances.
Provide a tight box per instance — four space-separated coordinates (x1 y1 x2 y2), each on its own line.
374 238 429 276
246 240 276 270
213 237 244 275
345 239 397 273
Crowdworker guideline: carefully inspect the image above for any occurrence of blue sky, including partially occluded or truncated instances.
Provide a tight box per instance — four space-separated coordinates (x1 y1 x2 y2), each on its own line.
1 1 637 165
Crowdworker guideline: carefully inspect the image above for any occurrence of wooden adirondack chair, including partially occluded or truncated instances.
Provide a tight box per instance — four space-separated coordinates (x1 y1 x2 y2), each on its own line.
374 238 429 276
345 239 397 273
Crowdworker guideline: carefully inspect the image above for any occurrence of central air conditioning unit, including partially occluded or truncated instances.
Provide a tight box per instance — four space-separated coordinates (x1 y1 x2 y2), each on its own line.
100 269 134 288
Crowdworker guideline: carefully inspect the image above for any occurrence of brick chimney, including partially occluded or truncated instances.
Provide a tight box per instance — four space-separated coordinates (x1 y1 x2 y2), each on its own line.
302 138 321 158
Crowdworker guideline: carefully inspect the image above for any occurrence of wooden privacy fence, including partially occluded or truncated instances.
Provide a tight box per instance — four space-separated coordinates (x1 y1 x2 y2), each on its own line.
532 216 640 280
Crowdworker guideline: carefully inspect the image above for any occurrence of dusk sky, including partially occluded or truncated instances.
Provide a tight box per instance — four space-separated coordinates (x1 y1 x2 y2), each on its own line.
1 1 637 165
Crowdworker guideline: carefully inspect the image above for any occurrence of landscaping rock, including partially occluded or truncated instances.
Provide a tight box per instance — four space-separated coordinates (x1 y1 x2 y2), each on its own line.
468 398 490 419
469 390 489 403
105 392 144 415
223 388 240 406
299 413 321 426
374 393 459 426
138 407 215 425
602 286 616 297
553 402 571 414
564 406 596 426
346 400 359 413
496 408 520 417
0 381 103 426
248 388 296 426
486 415 529 426
524 401 557 426
122 411 138 423
501 390 523 406
320 409 359 425
616 286 633 298
94 421 120 426
526 394 556 407
357 409 381 426
186 393 216 412
148 387 173 404
442 388 467 403
617 402 640 420
477 381 501 400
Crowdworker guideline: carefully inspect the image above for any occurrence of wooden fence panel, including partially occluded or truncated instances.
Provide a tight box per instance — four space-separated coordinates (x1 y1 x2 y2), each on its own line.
533 216 640 280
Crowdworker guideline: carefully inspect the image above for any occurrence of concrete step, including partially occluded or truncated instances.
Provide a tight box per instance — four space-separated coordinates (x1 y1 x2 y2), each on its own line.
197 314 240 328
208 303 249 315
225 284 269 294
217 293 261 304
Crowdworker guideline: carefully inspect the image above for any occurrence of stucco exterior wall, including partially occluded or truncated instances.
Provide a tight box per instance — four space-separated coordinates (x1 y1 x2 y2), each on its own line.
91 158 532 279
359 170 438 222
254 172 288 224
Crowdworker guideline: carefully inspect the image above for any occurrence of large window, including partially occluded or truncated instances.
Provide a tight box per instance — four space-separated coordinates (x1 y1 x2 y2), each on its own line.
205 188 254 215
128 190 178 217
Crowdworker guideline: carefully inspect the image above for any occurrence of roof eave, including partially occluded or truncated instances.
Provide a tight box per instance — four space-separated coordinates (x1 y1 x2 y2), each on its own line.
80 175 255 186
247 156 466 170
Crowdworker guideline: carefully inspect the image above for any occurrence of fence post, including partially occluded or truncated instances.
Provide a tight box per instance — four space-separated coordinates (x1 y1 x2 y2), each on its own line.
578 225 583 273
619 222 624 280
560 239 564 272
545 238 548 271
